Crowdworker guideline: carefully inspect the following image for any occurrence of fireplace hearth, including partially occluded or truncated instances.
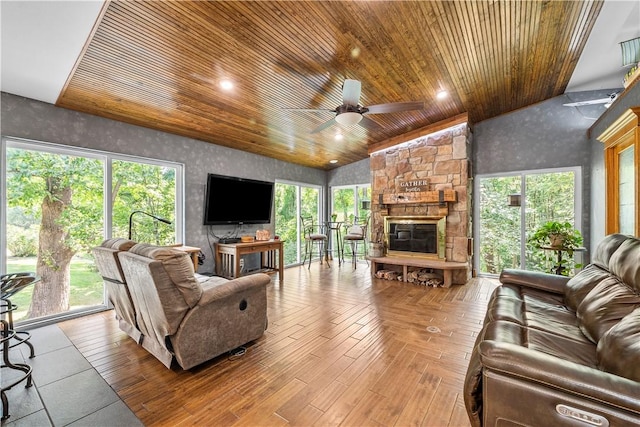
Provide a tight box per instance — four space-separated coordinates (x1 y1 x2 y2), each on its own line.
384 216 446 259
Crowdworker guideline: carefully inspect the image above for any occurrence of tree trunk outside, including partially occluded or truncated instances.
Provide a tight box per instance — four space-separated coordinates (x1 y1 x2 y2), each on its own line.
27 184 75 318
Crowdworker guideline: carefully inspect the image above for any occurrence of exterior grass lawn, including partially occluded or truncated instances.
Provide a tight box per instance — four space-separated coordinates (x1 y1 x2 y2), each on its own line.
6 255 103 322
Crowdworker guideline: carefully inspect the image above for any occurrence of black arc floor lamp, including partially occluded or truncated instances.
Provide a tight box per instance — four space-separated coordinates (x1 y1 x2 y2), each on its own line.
128 210 172 240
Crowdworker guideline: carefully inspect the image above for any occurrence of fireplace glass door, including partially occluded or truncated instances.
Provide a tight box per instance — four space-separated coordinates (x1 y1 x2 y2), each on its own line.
385 216 445 259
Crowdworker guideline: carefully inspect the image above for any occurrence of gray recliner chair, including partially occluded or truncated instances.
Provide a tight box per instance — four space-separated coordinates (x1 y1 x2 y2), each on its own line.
92 238 142 343
118 243 270 370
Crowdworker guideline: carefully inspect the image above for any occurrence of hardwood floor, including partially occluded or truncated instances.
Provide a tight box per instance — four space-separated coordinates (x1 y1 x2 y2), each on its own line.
58 263 499 426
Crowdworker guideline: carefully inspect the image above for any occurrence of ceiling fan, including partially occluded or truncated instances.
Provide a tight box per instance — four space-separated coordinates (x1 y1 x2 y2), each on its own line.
287 79 424 134
563 92 619 108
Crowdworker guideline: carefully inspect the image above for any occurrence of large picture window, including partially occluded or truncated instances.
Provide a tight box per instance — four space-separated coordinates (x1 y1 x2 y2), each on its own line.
475 168 581 275
2 138 183 325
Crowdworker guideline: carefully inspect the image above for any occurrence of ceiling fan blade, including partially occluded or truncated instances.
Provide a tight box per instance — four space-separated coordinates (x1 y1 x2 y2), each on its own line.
311 117 337 134
342 79 361 106
358 115 383 132
282 108 335 113
365 101 425 114
562 98 611 107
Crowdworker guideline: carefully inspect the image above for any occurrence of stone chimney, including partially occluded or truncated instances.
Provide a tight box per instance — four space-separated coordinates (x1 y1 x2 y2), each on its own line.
369 121 472 284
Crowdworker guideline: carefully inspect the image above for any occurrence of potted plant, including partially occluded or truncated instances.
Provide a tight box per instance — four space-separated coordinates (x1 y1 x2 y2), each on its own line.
528 221 583 250
528 221 583 275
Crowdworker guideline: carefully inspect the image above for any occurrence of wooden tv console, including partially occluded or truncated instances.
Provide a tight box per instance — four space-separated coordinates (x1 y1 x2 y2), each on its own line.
215 240 284 284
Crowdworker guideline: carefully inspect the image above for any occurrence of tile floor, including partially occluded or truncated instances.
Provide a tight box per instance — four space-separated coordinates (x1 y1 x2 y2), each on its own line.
1 324 142 426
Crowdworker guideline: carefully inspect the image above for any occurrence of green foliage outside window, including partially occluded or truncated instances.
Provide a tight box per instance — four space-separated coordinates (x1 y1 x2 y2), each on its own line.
5 146 177 321
479 171 578 275
274 183 319 265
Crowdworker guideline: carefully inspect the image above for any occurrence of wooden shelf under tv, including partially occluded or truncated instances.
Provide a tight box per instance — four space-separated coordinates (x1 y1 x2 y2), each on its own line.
215 239 284 284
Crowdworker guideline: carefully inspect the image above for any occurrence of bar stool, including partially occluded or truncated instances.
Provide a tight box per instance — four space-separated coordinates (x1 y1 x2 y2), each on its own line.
343 216 369 268
301 216 329 268
1 272 39 421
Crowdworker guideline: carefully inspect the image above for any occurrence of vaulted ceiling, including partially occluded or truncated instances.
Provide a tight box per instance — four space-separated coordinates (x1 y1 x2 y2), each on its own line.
5 1 615 169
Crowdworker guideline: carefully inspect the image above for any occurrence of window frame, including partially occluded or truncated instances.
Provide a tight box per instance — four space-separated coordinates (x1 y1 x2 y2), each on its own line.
330 183 371 222
274 179 323 266
1 136 185 325
598 108 640 236
473 166 582 276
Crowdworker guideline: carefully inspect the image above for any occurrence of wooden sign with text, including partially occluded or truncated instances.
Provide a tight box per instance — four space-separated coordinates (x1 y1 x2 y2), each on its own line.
397 179 429 193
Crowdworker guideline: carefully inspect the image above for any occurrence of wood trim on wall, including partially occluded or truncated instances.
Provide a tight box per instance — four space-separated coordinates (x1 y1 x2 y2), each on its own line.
597 107 640 236
367 113 469 155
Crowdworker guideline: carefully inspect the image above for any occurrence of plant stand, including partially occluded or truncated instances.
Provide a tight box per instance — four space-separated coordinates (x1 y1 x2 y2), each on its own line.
540 246 586 275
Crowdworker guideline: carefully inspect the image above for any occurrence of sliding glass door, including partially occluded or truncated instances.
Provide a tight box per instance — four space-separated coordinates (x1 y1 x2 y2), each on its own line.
331 184 371 223
2 138 182 324
274 181 321 265
476 168 581 275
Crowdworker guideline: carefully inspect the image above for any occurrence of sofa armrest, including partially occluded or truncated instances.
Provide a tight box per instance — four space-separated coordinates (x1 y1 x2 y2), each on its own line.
479 340 640 413
171 273 271 369
198 273 271 305
499 268 569 294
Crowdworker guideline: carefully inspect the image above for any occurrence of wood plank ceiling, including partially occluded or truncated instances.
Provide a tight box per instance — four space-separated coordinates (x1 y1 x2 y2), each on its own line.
57 0 603 170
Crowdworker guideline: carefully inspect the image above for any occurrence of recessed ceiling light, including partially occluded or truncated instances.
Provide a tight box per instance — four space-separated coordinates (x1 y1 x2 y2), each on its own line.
219 79 234 91
329 159 338 164
335 133 344 141
436 90 448 100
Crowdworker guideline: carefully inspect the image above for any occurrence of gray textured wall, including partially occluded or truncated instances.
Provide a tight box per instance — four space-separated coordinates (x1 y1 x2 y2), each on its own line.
473 89 621 254
1 92 326 273
588 83 640 246
327 157 371 187
325 157 371 219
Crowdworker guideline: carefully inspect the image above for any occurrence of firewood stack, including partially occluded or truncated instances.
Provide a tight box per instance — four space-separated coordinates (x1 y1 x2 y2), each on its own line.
374 269 399 281
406 269 444 287
374 268 444 287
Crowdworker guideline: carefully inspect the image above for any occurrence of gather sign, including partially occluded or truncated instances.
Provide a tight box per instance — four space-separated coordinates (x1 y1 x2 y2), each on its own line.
397 179 429 193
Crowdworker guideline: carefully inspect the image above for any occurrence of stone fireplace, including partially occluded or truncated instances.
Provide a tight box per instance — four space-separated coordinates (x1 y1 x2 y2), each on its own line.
369 117 472 285
384 216 446 259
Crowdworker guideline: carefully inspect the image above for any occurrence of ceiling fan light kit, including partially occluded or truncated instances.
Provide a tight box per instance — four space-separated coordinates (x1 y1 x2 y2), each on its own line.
335 111 363 127
294 78 424 134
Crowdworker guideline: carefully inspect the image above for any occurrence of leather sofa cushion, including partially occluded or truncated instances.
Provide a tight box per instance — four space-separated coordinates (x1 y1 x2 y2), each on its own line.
130 243 203 308
591 233 629 270
564 263 611 311
577 276 640 343
597 308 640 382
486 285 586 343
482 320 597 367
608 238 640 292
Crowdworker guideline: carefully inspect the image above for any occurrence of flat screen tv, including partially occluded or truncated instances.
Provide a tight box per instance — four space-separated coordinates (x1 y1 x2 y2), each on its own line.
203 174 274 225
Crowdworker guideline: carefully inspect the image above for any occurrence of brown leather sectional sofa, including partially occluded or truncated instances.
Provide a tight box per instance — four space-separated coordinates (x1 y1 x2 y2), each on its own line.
464 233 640 426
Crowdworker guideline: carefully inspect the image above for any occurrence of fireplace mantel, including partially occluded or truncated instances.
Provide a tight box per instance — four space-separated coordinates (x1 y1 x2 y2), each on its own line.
380 189 457 205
